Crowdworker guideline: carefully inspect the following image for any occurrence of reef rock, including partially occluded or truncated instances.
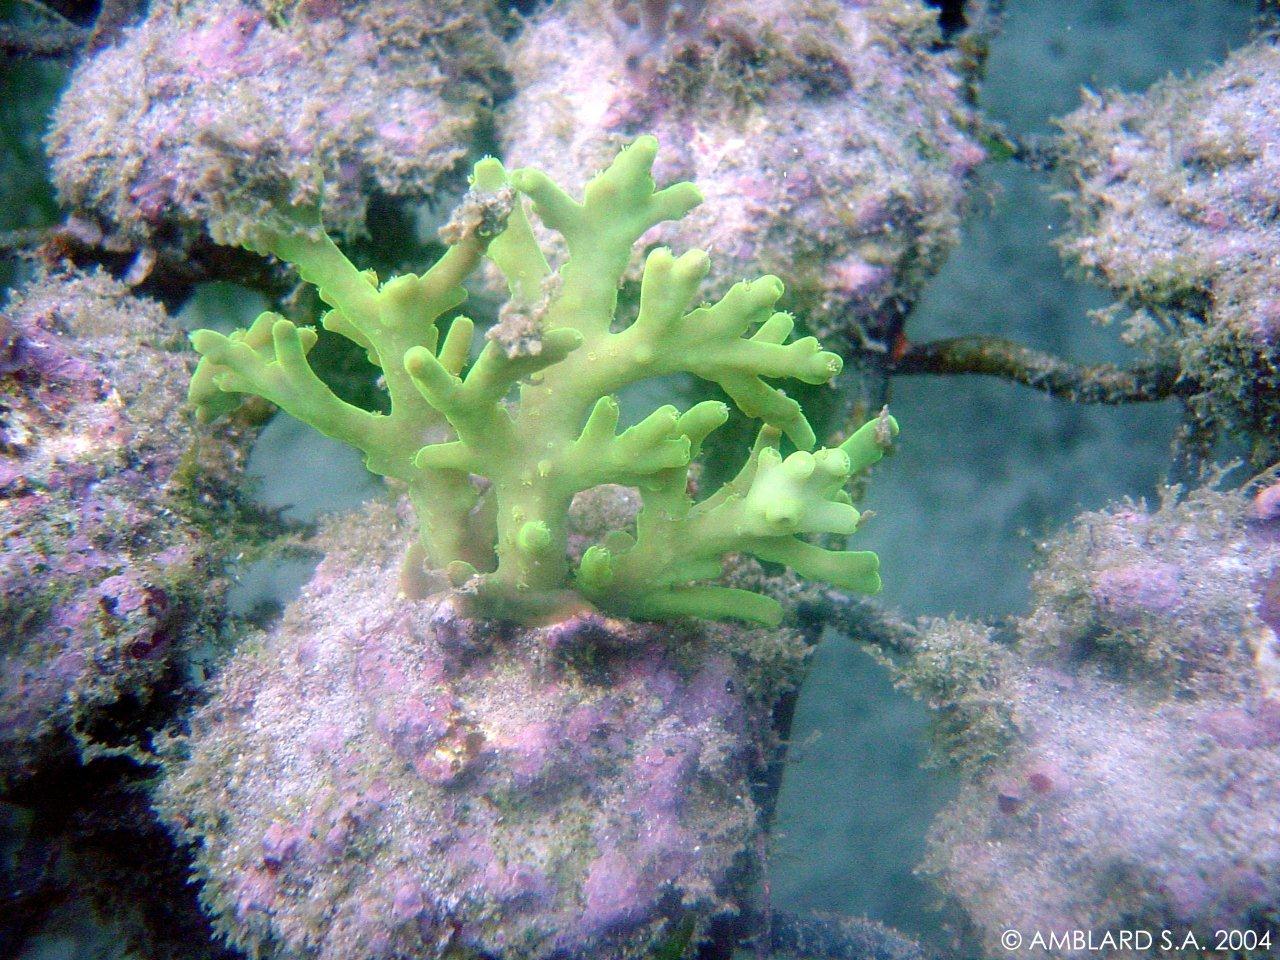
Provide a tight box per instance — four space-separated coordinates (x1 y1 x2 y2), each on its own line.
47 0 507 249
159 498 811 960
0 269 242 794
1056 38 1280 465
902 485 1280 956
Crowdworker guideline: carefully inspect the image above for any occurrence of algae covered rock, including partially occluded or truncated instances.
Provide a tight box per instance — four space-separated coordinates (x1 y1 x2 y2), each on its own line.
159 499 811 959
0 268 242 793
500 0 985 352
1055 38 1280 465
47 0 507 249
904 486 1280 955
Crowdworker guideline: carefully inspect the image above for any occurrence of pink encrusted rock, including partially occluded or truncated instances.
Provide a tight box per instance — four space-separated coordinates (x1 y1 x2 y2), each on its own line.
499 0 982 351
1200 703 1280 750
47 0 507 248
1090 562 1182 623
1055 39 1280 465
1252 483 1280 522
911 488 1280 956
1025 488 1270 687
159 499 810 960
0 269 243 793
582 848 660 936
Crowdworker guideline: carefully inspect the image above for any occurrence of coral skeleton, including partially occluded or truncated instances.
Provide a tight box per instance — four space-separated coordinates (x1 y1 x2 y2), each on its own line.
188 137 897 624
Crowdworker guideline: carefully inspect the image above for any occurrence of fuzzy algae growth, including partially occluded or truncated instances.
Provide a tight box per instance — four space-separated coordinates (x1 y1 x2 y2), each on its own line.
188 137 896 624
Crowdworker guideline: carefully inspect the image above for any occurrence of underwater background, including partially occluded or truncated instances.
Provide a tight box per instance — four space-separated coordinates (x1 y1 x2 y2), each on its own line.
1 0 1276 958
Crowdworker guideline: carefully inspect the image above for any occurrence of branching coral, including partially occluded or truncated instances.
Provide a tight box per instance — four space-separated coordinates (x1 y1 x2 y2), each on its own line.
189 137 897 624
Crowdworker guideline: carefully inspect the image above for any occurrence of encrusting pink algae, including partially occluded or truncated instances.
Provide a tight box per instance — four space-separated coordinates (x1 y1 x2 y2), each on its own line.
0 268 244 794
159 497 813 959
1055 38 1280 466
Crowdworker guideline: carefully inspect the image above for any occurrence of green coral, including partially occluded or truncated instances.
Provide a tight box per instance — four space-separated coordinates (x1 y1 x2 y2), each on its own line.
189 137 897 625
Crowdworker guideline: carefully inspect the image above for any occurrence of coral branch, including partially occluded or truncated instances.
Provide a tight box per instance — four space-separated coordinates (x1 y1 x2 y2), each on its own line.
619 249 843 448
189 313 377 443
577 412 899 625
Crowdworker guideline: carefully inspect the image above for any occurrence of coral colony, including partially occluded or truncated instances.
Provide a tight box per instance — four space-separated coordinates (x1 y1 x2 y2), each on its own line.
5 1 1280 959
187 138 895 625
156 139 896 959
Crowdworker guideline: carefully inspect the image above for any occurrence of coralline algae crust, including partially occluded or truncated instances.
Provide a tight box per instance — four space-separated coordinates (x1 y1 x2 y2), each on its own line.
160 499 810 960
0 269 239 793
